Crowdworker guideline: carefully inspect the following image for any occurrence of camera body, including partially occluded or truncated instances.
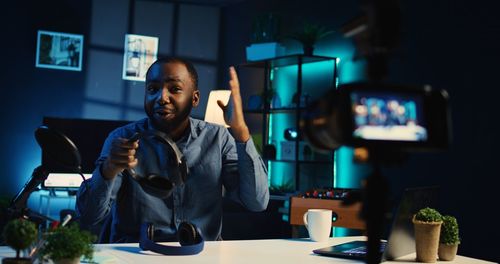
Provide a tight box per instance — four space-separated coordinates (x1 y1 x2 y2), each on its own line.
302 82 451 152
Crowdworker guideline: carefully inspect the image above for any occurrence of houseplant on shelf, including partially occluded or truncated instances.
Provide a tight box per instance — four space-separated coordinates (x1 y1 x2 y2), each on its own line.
438 215 460 261
288 22 334 56
412 207 443 263
40 224 95 264
246 13 285 61
2 218 38 264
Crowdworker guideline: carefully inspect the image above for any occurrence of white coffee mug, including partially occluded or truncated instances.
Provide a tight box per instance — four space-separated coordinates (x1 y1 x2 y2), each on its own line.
303 209 332 242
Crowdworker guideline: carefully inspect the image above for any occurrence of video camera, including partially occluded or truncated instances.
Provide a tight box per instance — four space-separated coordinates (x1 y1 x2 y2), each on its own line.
301 82 451 152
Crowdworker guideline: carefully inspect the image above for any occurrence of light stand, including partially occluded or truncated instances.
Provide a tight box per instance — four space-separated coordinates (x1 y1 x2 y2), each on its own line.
6 126 84 226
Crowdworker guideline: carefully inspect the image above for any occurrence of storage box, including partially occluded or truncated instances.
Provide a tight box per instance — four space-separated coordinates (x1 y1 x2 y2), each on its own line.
246 42 285 61
280 141 312 160
280 141 333 161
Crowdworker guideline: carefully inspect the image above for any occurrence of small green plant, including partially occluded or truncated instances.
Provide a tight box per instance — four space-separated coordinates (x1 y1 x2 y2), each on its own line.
41 224 95 262
2 218 38 259
288 22 334 55
269 180 294 194
415 207 443 222
440 215 460 245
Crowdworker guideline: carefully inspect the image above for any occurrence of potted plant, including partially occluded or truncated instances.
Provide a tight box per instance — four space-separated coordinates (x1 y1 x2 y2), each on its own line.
412 207 442 263
246 13 285 61
40 224 95 264
269 180 295 195
288 22 334 56
438 215 460 261
2 219 38 264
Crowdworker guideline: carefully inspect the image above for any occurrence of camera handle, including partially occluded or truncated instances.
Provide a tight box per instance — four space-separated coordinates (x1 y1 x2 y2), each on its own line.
343 148 407 264
363 162 388 264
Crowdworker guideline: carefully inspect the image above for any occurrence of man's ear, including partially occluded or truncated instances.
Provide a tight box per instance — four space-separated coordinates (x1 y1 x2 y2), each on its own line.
192 89 200 107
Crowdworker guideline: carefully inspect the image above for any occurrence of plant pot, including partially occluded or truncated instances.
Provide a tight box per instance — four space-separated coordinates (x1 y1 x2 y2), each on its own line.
302 45 314 56
2 258 31 264
413 216 442 263
53 257 80 264
438 243 458 261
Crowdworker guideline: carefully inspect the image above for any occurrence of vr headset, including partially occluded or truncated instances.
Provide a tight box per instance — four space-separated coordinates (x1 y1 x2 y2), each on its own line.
126 131 204 255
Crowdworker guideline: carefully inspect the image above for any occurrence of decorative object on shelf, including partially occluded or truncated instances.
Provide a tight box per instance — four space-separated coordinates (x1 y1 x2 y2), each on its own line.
284 128 299 141
246 13 285 61
280 141 307 160
271 94 282 108
260 87 281 109
40 224 95 264
263 144 277 160
291 92 310 107
438 215 460 261
2 219 37 264
269 180 294 195
413 207 443 263
288 22 334 56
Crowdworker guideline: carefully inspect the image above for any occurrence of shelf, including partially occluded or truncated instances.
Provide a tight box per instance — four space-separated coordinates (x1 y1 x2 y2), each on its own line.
243 107 305 114
266 159 332 164
238 55 337 193
238 54 337 68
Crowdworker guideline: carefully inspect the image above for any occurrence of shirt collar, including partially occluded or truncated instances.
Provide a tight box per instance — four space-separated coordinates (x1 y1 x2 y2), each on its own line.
146 117 199 141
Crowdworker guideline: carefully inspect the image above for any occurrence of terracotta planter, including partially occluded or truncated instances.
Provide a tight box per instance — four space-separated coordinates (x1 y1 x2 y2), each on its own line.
438 243 458 261
413 216 442 263
2 258 31 264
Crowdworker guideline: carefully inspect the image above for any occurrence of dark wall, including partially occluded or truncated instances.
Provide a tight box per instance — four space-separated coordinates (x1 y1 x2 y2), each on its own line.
221 0 499 262
1 0 91 196
1 0 499 261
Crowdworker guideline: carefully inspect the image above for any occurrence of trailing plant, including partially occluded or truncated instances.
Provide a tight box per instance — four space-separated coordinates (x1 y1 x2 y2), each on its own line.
415 207 443 222
2 218 38 259
440 215 460 245
41 223 95 262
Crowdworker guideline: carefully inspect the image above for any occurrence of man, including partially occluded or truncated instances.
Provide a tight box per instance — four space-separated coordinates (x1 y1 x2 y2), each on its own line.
77 57 269 242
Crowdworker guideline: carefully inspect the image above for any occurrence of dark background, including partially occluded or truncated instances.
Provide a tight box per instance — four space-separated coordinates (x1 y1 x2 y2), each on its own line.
1 0 499 262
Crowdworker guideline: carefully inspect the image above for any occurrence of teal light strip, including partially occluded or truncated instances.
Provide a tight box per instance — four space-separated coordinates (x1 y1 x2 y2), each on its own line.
333 151 338 188
267 68 276 186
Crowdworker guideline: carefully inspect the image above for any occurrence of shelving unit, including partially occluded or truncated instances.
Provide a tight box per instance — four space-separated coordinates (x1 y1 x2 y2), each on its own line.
238 54 338 193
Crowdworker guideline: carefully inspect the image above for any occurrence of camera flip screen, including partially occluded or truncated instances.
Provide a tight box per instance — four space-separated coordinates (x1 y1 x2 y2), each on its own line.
350 91 428 142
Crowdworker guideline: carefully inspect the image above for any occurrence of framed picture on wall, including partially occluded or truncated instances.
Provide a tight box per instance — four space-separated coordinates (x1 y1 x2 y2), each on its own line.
122 34 158 81
35 30 84 71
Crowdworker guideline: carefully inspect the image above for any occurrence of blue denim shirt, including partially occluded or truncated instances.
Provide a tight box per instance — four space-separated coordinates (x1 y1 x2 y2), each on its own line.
77 117 269 242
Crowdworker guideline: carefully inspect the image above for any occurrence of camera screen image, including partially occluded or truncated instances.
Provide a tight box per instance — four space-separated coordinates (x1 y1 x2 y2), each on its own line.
350 91 428 141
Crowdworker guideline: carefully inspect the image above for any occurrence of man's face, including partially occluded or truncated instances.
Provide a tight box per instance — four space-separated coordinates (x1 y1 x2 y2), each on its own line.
144 62 200 132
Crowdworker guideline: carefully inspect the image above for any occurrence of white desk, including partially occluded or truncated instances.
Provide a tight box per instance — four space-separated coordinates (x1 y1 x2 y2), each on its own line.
0 236 493 264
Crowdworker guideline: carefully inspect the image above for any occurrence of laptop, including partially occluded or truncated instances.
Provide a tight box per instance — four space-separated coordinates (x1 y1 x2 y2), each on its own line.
312 186 439 261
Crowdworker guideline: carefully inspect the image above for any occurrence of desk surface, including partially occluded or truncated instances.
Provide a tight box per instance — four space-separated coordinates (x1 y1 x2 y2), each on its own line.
0 236 493 264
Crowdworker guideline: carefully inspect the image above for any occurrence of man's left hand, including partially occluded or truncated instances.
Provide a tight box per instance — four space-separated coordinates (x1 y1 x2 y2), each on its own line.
217 66 250 142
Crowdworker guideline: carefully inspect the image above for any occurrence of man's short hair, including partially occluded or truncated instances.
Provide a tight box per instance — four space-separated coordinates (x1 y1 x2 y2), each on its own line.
146 57 199 90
